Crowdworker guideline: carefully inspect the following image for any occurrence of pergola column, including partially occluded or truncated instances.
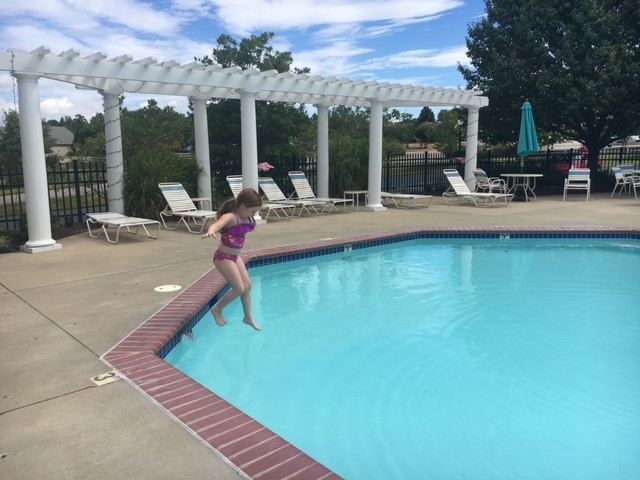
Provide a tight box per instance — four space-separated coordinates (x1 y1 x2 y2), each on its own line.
463 106 480 189
191 97 212 202
101 92 124 214
364 100 386 211
316 104 330 198
240 90 259 193
14 73 61 253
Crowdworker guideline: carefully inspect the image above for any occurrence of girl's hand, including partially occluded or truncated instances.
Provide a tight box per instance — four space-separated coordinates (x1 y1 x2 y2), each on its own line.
202 229 217 239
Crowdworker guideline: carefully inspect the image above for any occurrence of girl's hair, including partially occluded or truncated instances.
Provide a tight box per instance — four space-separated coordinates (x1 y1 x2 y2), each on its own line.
217 188 262 219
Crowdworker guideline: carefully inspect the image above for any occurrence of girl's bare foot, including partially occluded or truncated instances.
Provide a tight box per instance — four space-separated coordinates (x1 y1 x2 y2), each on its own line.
243 317 262 331
212 308 227 326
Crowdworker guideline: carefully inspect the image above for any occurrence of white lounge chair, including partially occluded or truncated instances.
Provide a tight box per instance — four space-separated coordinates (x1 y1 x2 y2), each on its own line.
258 177 327 216
287 171 354 213
381 191 433 209
86 212 160 244
158 182 217 233
473 168 507 194
442 169 513 207
563 168 591 201
226 175 296 221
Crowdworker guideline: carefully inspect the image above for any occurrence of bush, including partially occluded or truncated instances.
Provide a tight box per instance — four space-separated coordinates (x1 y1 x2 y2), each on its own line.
123 147 202 219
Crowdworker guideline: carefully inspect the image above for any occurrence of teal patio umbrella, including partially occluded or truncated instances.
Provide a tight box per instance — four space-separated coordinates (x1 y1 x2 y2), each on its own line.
517 100 540 172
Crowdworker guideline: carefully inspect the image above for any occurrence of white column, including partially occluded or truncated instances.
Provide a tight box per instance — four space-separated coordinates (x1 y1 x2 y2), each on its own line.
192 98 212 202
364 100 386 211
316 104 330 198
463 106 480 189
240 90 258 193
14 73 61 253
102 92 124 214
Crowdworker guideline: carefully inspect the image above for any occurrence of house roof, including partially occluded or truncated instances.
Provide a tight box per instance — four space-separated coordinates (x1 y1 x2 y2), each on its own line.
47 126 74 146
1 46 489 110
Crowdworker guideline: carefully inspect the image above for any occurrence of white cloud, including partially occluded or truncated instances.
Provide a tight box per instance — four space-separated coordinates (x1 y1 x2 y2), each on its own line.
209 0 462 35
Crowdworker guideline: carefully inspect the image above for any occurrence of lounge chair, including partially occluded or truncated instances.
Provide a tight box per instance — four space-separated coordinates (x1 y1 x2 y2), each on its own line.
563 168 590 201
86 212 160 244
287 171 354 213
473 169 507 194
158 182 217 233
226 175 296 221
381 191 433 209
258 177 327 216
442 169 513 207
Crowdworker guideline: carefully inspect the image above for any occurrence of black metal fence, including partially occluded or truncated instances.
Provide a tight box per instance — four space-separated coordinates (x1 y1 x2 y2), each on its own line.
2 147 639 232
0 159 107 232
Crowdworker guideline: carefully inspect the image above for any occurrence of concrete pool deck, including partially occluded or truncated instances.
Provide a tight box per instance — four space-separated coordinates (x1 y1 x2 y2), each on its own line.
1 193 639 479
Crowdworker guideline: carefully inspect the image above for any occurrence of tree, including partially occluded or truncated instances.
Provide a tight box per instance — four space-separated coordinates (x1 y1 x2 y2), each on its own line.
0 110 22 170
416 107 435 124
120 99 193 159
460 0 640 169
1 109 54 171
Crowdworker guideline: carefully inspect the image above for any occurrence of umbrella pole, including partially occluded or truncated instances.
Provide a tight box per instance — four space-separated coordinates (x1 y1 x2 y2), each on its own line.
520 158 524 173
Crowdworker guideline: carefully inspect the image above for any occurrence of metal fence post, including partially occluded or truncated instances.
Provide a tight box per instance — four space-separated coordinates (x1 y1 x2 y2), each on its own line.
73 159 83 223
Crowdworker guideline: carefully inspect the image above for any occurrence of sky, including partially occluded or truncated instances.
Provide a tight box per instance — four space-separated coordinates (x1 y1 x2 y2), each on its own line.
0 0 486 122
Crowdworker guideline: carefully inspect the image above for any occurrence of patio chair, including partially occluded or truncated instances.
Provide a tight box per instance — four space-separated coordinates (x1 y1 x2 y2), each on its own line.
287 171 354 213
473 169 507 194
629 175 640 201
258 177 327 216
611 167 633 197
86 212 160 244
442 169 513 207
563 168 591 201
380 191 433 209
158 182 217 233
226 175 296 221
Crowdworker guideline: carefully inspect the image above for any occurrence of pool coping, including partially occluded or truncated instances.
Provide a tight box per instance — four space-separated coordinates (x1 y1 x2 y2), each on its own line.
100 226 639 480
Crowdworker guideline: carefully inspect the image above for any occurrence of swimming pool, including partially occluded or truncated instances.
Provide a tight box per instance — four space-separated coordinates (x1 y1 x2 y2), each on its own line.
166 238 640 479
101 227 640 480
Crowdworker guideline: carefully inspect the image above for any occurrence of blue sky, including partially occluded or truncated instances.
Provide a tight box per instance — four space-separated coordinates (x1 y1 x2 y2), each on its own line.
0 0 486 121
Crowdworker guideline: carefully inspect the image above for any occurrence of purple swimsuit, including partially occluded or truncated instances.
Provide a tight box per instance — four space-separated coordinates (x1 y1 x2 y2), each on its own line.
213 220 256 263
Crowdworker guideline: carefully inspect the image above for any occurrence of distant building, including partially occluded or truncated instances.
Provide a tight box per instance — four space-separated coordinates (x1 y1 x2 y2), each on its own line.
47 126 74 157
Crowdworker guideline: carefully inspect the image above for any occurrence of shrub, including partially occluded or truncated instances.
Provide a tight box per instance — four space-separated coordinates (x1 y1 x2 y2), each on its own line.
123 147 202 219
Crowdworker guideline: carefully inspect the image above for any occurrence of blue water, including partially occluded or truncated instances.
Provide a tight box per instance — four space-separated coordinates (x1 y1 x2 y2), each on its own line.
166 239 640 480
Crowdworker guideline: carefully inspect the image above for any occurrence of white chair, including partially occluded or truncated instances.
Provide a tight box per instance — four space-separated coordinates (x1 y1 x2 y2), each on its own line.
381 191 433 208
473 169 507 194
158 182 217 233
288 171 354 213
563 168 591 201
442 169 513 207
258 177 327 216
226 175 296 221
86 212 160 244
611 167 633 197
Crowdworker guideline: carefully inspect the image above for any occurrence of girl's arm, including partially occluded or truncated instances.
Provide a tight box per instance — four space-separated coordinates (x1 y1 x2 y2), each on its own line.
202 212 234 239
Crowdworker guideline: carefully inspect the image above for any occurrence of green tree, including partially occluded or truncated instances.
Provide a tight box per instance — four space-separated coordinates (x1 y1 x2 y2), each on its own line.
0 109 23 170
120 99 193 159
416 107 436 124
1 109 54 170
460 0 640 169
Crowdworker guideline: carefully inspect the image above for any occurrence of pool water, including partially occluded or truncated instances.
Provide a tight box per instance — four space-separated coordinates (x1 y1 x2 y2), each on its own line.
166 239 640 480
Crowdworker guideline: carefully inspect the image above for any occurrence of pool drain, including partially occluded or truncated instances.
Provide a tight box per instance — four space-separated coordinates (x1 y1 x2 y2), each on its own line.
154 284 182 292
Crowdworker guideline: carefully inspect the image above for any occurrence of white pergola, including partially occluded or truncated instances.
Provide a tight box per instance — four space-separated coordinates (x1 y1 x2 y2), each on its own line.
0 46 488 253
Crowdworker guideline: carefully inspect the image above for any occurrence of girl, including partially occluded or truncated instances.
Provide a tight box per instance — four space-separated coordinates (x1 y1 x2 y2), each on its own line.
202 188 263 330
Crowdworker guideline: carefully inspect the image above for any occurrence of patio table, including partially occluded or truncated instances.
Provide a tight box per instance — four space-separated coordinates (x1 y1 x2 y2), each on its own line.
500 173 543 202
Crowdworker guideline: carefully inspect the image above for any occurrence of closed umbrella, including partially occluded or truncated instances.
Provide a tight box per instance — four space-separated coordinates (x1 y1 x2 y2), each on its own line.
517 101 540 173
